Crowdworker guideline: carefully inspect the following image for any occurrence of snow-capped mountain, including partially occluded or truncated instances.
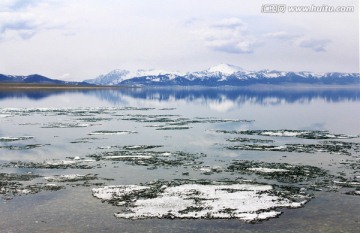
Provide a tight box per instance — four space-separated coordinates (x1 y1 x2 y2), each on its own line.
207 64 243 75
84 69 184 85
84 64 359 86
84 69 130 85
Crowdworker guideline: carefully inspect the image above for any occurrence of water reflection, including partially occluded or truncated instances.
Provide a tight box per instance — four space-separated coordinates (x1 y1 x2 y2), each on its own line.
0 87 360 106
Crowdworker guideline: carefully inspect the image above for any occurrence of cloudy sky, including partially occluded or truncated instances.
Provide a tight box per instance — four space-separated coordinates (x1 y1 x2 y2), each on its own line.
0 0 358 81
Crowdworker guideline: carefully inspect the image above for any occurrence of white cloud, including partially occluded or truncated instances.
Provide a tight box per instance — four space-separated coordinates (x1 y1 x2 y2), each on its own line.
297 38 331 52
264 31 331 52
265 31 301 41
0 1 68 41
212 17 247 30
195 17 261 54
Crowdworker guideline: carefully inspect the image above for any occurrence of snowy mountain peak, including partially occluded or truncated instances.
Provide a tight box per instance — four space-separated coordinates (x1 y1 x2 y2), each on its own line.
83 65 359 86
107 69 129 76
84 69 131 85
207 64 243 75
134 69 184 77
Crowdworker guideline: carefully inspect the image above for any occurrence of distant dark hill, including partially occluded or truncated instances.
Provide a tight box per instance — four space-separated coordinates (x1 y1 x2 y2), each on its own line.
21 74 64 84
0 73 90 86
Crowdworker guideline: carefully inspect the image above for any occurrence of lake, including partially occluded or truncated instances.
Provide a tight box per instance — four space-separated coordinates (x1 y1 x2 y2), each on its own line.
0 87 359 232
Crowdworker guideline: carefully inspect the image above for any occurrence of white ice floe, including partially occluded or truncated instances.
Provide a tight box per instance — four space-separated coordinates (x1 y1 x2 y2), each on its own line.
0 136 34 141
89 131 137 135
43 122 90 128
333 181 360 187
92 183 307 222
103 155 152 160
81 159 96 163
93 185 150 201
45 183 59 187
272 146 287 150
44 174 86 182
261 131 305 137
17 189 31 194
248 167 290 173
45 158 95 165
195 166 223 173
125 145 145 149
46 160 77 166
199 167 212 172
0 114 12 118
98 146 113 149
258 130 356 139
161 152 171 156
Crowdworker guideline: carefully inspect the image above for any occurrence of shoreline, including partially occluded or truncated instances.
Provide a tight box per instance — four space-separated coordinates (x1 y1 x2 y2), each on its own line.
0 82 359 91
0 83 129 90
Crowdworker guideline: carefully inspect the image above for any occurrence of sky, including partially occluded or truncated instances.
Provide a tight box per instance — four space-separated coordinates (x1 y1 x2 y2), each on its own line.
0 0 359 81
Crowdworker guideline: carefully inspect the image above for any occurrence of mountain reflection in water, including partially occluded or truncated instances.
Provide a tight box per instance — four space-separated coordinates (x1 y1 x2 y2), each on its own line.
0 87 359 106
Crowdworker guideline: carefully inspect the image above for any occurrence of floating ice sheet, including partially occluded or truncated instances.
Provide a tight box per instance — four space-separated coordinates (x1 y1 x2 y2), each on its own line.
3 158 96 169
227 160 330 185
92 180 308 222
226 141 360 156
89 130 138 135
217 129 358 139
98 145 163 150
0 144 45 150
44 174 98 182
42 122 91 128
0 136 34 142
0 172 63 199
88 150 205 168
247 167 290 173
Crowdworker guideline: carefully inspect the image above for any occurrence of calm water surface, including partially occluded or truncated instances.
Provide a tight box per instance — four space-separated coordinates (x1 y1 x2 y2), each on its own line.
0 87 359 232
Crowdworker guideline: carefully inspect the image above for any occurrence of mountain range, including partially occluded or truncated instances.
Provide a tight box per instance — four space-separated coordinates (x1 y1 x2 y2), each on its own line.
84 64 360 86
0 74 89 85
1 64 359 86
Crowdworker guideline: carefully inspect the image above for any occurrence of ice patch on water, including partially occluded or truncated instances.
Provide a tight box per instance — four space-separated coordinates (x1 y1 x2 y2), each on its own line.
248 168 290 173
0 136 34 142
42 122 91 128
92 185 150 201
92 181 307 222
89 130 138 135
46 160 77 166
103 155 153 160
44 174 97 182
217 129 358 139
